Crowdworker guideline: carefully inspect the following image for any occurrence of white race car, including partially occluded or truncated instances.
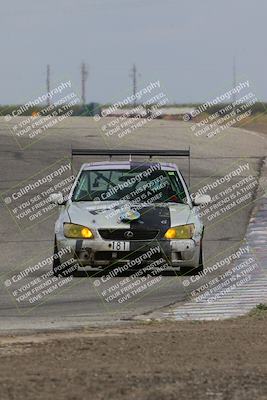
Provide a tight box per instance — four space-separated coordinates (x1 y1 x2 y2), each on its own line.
50 149 210 277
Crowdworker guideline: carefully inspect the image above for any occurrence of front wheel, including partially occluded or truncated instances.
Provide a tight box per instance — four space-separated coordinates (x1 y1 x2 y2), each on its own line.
52 237 78 277
180 245 203 276
193 246 204 275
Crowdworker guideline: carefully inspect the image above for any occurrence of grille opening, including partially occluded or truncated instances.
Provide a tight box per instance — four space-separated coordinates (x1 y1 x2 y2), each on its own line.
99 229 159 241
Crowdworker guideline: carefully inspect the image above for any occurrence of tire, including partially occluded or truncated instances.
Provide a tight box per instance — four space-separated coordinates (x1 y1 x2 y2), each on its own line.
180 245 203 276
193 246 204 275
52 236 78 277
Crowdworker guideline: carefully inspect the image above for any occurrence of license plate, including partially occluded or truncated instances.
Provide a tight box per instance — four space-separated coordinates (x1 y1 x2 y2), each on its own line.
111 241 130 251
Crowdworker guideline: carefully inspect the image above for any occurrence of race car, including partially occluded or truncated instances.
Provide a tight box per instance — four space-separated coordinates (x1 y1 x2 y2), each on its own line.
50 149 210 277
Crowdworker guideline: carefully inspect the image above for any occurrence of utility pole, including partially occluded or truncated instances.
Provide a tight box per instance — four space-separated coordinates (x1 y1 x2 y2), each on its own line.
130 64 138 106
81 62 89 105
46 64 51 106
232 56 237 104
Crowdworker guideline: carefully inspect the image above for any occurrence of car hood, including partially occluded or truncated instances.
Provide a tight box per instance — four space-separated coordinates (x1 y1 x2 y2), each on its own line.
67 201 194 229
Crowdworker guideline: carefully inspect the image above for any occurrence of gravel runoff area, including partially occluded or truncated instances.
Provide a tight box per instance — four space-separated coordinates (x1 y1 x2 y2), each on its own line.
0 308 267 400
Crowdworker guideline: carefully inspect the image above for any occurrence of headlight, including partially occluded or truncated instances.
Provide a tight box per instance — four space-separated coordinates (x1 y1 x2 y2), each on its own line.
64 223 94 239
164 224 195 239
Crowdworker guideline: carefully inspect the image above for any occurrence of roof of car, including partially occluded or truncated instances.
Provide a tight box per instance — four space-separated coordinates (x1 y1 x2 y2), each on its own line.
81 161 178 171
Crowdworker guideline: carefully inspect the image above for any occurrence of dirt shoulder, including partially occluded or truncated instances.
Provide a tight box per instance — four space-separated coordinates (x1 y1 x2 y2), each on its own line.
189 112 267 136
235 114 267 135
1 308 267 400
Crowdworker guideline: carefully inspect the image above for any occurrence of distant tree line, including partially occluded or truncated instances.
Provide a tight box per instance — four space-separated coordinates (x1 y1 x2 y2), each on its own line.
0 103 101 117
0 102 266 117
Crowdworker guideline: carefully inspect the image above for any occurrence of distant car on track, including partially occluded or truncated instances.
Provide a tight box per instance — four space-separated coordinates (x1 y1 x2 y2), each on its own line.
49 149 210 277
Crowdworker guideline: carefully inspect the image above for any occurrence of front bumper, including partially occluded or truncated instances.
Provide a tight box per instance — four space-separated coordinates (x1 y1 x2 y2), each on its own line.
56 236 200 269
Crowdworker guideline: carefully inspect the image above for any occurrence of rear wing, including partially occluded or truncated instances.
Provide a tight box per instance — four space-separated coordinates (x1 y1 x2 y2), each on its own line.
71 149 190 157
71 148 191 185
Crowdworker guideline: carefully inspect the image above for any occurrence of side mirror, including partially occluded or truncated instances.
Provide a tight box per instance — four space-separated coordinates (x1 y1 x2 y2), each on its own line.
193 194 211 206
49 192 65 205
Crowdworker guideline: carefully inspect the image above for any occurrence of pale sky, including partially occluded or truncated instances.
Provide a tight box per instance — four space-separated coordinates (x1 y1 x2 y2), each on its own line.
0 0 266 105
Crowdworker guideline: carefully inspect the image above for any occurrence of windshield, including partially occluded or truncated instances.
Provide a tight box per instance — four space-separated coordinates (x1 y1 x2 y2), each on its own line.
72 168 187 204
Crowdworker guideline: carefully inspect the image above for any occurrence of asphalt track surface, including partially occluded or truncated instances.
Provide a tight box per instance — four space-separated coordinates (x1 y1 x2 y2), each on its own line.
0 117 266 332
